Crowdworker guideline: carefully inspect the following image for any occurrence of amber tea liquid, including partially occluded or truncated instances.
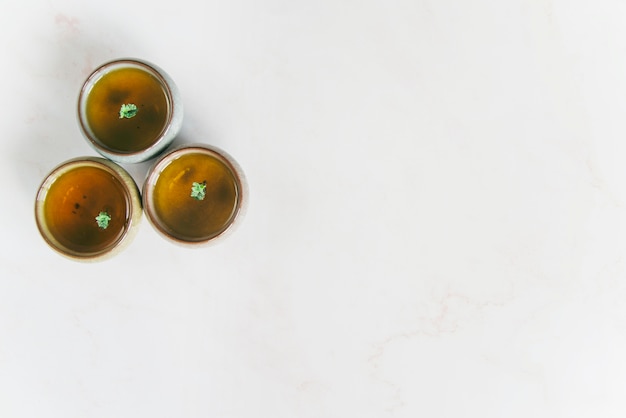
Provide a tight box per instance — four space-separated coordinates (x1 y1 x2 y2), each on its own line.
85 67 169 152
152 153 239 241
43 165 129 253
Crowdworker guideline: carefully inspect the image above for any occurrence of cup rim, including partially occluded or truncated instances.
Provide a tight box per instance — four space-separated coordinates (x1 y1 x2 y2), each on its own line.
142 143 248 246
77 58 178 163
34 157 142 261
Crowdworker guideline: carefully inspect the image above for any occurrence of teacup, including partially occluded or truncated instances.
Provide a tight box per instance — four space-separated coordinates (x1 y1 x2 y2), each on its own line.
142 144 247 246
35 157 142 261
77 58 183 163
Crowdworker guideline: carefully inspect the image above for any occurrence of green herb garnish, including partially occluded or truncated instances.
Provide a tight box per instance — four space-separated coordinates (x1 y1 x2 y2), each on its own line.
119 103 138 119
95 211 111 229
191 181 207 201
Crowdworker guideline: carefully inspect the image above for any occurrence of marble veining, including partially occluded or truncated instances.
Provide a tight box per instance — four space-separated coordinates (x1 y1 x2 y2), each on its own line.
3 0 626 417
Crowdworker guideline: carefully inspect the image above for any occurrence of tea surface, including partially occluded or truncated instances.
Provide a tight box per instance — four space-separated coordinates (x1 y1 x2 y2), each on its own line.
86 67 168 152
152 153 239 241
43 165 129 253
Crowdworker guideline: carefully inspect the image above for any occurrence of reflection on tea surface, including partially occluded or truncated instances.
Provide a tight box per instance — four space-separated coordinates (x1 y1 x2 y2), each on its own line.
86 67 168 152
152 153 239 241
43 165 129 253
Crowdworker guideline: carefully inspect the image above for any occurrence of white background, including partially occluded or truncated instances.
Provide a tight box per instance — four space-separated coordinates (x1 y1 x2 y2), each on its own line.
2 0 626 417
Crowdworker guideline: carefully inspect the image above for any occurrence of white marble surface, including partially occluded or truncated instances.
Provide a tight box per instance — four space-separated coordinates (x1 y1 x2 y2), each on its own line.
2 0 626 416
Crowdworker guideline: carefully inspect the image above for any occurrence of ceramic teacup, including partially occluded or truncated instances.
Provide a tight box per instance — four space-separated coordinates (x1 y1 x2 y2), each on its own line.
77 58 183 164
142 144 247 246
35 157 142 261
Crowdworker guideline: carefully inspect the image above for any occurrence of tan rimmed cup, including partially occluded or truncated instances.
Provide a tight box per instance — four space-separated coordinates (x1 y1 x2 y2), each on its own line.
77 58 183 164
142 144 247 246
35 157 142 261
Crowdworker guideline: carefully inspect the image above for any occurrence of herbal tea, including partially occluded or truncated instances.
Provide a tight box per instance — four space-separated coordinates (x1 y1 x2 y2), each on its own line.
42 165 129 253
85 67 169 152
152 152 239 241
